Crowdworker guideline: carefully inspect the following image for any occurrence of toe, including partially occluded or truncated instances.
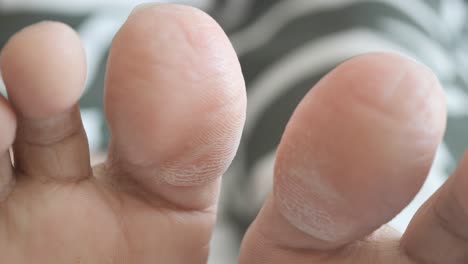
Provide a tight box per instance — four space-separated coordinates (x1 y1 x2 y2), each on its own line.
0 22 91 182
401 152 468 263
239 53 446 263
104 4 246 210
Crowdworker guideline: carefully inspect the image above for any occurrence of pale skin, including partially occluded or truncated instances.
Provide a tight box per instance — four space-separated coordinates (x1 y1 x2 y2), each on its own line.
0 3 465 263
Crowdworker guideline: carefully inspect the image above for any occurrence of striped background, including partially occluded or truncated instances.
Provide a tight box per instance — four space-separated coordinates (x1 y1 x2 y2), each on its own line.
1 0 468 256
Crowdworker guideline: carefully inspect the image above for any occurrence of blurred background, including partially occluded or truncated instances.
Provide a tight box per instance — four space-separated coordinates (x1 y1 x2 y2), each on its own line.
1 0 468 263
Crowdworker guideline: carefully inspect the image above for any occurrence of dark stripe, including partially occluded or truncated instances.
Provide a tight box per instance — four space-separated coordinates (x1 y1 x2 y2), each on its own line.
243 67 335 172
424 0 442 10
209 0 229 21
445 75 468 172
210 0 230 13
79 49 111 149
239 2 438 85
230 0 445 34
224 0 283 33
0 12 88 48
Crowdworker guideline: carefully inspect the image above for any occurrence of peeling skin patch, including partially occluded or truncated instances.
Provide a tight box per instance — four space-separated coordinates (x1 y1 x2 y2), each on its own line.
160 126 240 187
275 168 352 242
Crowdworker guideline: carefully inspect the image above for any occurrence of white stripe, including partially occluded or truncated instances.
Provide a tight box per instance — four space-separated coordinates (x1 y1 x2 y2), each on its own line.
0 75 6 97
440 0 467 35
250 150 275 207
445 84 468 117
81 108 104 152
0 0 141 14
230 0 448 56
0 0 215 14
245 29 417 136
379 17 455 81
455 40 468 88
78 12 128 94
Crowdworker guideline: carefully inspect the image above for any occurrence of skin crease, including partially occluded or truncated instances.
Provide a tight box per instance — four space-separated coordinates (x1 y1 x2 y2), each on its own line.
1 3 468 264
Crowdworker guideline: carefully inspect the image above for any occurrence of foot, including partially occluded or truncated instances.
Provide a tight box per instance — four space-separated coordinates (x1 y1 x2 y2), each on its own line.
0 5 245 263
0 3 464 264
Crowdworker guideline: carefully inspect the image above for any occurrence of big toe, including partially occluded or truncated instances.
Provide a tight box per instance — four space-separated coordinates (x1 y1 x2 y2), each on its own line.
103 4 246 211
239 53 446 263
